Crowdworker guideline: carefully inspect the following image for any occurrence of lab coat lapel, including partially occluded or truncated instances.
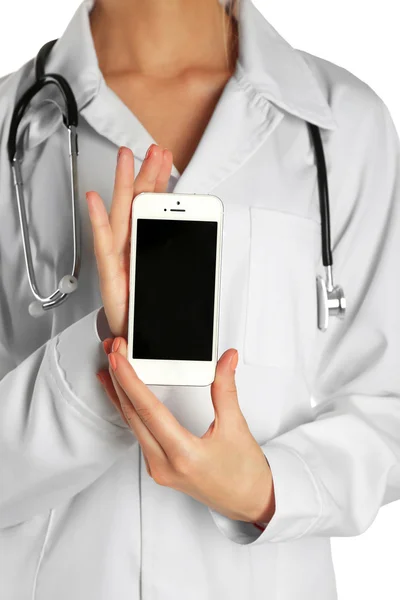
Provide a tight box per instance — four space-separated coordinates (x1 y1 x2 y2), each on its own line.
163 0 338 193
171 74 284 194
237 0 338 130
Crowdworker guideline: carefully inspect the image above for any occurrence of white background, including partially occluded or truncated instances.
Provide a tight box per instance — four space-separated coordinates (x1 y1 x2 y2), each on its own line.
1 1 399 598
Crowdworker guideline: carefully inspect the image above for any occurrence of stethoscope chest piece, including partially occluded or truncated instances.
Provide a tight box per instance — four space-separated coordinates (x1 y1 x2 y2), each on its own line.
316 269 346 332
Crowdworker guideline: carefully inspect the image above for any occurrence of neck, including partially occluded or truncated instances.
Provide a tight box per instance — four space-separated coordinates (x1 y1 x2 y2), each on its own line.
89 0 239 79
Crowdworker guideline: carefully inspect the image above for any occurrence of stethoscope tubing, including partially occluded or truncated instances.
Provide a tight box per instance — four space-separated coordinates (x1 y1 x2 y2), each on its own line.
7 39 345 329
8 40 81 315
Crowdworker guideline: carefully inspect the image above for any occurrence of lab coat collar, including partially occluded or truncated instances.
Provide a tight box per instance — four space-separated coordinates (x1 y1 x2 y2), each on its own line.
40 0 100 113
237 0 337 130
43 0 337 131
24 0 338 192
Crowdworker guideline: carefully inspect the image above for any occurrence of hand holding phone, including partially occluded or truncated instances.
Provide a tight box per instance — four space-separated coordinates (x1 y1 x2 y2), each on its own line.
86 144 173 339
128 192 224 386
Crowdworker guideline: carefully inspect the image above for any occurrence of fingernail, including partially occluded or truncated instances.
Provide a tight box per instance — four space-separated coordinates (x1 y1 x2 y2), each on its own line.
109 353 117 371
230 351 238 372
103 338 113 355
145 145 154 160
112 337 121 352
85 192 94 210
96 372 105 386
117 147 124 162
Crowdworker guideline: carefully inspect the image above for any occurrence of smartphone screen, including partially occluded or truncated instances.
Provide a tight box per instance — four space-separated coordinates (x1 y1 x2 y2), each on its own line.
132 218 218 361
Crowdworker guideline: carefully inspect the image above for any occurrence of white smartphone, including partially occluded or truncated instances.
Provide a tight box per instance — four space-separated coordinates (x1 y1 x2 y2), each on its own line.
127 192 224 386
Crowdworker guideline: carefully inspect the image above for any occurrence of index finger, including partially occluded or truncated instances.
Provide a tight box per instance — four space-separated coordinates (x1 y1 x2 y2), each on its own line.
108 350 194 458
109 147 135 257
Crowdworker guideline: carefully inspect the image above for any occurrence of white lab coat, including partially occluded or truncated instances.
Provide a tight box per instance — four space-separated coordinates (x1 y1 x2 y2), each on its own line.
1 0 400 598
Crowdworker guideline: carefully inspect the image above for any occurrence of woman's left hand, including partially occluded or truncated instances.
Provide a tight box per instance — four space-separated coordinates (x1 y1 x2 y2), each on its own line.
97 337 275 525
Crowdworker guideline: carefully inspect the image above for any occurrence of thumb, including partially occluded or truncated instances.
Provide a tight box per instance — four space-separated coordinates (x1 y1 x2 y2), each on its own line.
210 349 240 424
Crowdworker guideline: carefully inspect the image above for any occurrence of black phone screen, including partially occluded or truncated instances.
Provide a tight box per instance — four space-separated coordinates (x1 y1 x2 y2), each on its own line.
131 218 218 361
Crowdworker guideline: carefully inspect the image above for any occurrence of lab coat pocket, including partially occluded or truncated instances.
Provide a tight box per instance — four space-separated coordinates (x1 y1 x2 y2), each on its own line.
243 207 319 369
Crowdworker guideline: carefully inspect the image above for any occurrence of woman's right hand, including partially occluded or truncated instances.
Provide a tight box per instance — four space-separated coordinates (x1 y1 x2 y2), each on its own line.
86 144 173 340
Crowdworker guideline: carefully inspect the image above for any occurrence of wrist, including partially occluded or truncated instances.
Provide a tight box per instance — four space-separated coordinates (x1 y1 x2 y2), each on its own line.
255 480 275 524
250 461 276 524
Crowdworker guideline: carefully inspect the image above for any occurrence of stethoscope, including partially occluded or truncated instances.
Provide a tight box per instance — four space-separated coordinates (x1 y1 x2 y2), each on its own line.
7 39 346 332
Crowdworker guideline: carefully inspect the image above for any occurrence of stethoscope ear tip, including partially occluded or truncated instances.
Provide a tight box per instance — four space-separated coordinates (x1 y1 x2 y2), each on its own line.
59 275 78 294
28 300 46 318
27 276 79 316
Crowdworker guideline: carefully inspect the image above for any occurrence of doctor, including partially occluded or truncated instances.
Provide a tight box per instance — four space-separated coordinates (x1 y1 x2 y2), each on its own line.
0 0 400 599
